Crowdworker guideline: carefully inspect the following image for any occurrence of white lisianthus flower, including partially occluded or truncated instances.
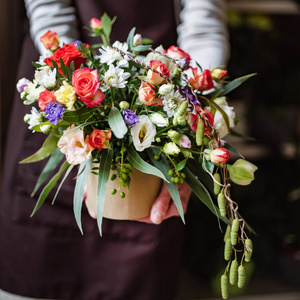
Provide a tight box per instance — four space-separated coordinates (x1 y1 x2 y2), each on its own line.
133 34 142 46
206 97 235 138
102 64 131 90
162 90 185 117
16 77 30 93
131 115 156 151
99 41 130 67
150 113 169 127
158 83 174 96
23 80 46 105
24 107 45 131
163 142 180 156
35 66 57 89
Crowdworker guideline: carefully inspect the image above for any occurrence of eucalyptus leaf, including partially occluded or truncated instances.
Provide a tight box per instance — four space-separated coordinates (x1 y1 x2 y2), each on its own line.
73 159 92 234
203 158 215 174
176 158 188 172
108 107 128 139
19 131 60 164
96 149 114 236
31 161 70 217
31 148 65 197
223 142 244 159
127 27 136 51
132 45 152 52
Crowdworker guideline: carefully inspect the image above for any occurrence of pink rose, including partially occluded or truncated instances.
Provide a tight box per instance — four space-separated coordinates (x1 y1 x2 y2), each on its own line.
38 90 57 111
189 68 214 91
139 81 163 106
40 30 60 51
72 67 105 107
165 46 191 68
210 148 230 164
88 129 111 150
90 17 102 29
57 125 94 165
147 60 170 85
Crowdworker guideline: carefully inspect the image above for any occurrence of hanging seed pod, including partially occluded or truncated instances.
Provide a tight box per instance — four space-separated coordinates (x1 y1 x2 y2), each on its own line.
238 264 246 288
231 218 239 246
213 173 221 195
217 192 227 217
224 238 232 261
221 274 229 299
224 225 231 242
244 239 253 262
196 120 204 146
173 101 188 125
229 259 239 285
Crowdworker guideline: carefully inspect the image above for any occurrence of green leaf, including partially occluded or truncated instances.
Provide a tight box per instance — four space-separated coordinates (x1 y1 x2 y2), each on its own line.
132 45 152 52
31 148 65 197
96 149 114 236
101 13 117 45
223 142 244 159
19 131 60 164
184 167 229 225
127 27 136 51
147 148 185 223
176 158 188 172
127 146 168 182
63 106 99 124
203 158 215 174
31 161 70 217
108 107 128 139
73 159 92 234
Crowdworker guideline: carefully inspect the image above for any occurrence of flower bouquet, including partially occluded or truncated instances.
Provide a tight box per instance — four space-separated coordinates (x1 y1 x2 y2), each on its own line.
17 14 257 299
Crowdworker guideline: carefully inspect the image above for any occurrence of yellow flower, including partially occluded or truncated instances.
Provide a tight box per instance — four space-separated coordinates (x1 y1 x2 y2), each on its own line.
55 81 77 110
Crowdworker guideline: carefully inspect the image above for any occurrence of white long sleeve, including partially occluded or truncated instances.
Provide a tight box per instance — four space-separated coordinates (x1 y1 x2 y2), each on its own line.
24 0 79 55
177 0 230 69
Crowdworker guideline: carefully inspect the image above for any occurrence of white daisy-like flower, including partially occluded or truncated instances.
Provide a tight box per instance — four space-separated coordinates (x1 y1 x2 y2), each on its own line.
102 64 131 90
35 66 57 89
99 41 130 67
24 107 45 131
23 80 46 105
162 90 185 117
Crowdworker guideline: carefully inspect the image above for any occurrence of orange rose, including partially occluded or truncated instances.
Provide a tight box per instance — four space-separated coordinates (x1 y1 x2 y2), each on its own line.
189 68 213 91
44 43 87 75
88 129 112 150
38 90 57 111
40 30 60 51
147 60 170 85
72 68 105 107
138 82 163 106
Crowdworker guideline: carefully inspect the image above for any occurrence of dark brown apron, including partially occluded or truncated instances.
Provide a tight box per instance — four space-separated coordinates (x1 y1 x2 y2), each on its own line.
0 1 185 299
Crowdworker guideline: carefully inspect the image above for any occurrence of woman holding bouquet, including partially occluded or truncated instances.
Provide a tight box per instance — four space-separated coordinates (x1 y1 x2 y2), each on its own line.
0 0 229 299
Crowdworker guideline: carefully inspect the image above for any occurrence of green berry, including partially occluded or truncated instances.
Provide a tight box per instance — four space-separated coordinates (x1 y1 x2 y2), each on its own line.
110 189 117 195
110 174 117 181
168 169 174 176
120 192 125 198
154 154 160 160
174 176 180 183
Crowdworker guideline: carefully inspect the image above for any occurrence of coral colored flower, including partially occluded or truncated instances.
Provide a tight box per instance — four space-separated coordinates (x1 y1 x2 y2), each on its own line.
211 68 228 82
210 148 230 164
165 46 191 68
40 30 60 51
58 125 94 165
38 90 57 111
147 60 170 85
139 81 163 106
90 17 102 29
88 129 111 150
189 68 213 91
72 67 104 107
190 109 214 136
44 43 87 75
45 102 64 125
55 81 77 110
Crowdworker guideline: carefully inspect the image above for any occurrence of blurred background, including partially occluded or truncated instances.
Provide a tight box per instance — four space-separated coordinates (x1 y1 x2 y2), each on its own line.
1 0 300 299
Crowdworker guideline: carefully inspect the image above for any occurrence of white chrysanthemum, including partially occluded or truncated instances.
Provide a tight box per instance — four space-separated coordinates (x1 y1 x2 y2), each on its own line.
99 41 130 67
23 80 46 105
24 107 44 131
143 45 177 76
162 90 185 117
35 66 57 89
36 50 53 66
102 64 131 90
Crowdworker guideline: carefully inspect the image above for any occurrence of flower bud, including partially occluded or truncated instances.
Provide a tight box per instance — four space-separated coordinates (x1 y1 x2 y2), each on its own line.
163 142 180 156
74 41 90 57
16 77 30 93
119 101 130 110
210 148 230 164
133 34 142 46
150 113 169 127
158 83 174 95
173 134 191 149
177 116 187 126
40 30 60 51
227 159 258 186
211 68 228 82
90 17 102 30
167 130 178 139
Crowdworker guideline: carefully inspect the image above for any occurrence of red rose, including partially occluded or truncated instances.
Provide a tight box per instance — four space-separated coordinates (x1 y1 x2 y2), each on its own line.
88 129 112 150
44 43 88 75
189 68 213 91
190 109 214 136
165 46 191 68
38 90 57 111
72 67 105 107
40 30 60 51
147 60 170 85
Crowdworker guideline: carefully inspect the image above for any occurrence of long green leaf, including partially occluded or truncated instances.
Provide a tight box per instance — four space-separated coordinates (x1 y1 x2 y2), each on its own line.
73 159 92 234
132 45 152 52
97 149 114 236
19 131 60 164
127 146 168 182
31 148 65 197
127 27 136 51
31 161 70 217
147 148 185 223
184 167 229 225
223 142 244 159
108 107 128 139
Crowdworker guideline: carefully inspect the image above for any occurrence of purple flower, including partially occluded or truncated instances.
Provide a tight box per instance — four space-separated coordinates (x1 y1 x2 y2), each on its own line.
180 58 188 70
182 87 198 105
122 109 140 127
74 40 89 57
45 103 64 125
